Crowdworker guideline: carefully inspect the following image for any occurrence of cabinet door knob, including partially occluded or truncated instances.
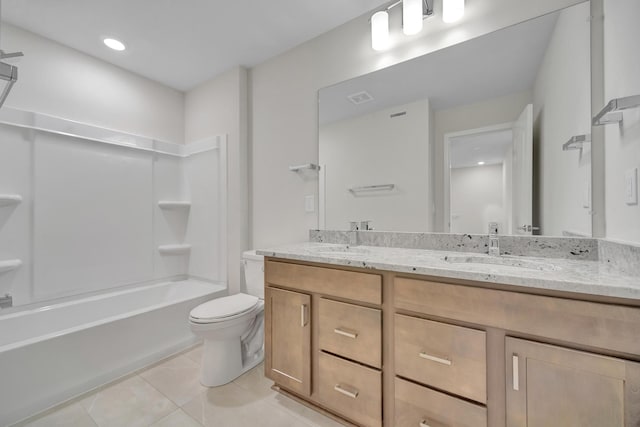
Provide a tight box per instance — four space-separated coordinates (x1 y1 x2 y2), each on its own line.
419 351 452 366
333 383 359 399
300 304 308 327
333 327 358 339
512 354 520 391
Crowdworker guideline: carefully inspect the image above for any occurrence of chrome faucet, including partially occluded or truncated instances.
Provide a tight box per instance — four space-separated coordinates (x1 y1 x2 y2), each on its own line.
0 293 12 309
488 222 500 256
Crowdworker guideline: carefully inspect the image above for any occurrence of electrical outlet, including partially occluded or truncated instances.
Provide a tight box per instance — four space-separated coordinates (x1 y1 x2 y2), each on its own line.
625 168 638 205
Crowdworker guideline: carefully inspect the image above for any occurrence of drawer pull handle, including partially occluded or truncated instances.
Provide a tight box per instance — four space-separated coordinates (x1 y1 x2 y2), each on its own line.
419 352 452 366
334 383 359 399
512 354 519 391
419 420 431 427
333 327 358 339
300 304 308 327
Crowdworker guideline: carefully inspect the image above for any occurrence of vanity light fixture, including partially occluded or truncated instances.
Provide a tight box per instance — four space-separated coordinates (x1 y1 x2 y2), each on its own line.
443 0 465 23
371 11 390 51
103 38 126 51
477 161 485 165
371 0 442 51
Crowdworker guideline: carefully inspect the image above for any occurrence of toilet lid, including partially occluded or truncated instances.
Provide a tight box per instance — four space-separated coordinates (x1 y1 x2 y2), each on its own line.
189 293 259 323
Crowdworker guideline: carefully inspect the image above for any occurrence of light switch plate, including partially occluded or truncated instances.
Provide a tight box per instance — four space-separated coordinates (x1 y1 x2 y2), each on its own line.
304 195 315 212
625 168 638 205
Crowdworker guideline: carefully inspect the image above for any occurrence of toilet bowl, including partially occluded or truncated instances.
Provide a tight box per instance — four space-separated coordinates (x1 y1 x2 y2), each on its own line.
189 250 265 386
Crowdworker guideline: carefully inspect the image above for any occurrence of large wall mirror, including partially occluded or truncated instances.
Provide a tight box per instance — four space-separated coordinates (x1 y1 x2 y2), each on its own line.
318 1 592 237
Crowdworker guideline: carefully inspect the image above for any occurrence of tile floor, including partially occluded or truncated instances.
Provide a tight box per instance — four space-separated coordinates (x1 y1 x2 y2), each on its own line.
17 345 343 427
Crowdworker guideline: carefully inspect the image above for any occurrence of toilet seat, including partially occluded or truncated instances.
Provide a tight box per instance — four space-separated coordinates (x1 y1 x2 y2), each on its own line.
189 293 259 324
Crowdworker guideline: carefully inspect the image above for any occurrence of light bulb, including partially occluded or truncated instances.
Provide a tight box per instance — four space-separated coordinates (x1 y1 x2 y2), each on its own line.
403 0 423 35
103 38 126 51
443 0 465 23
371 11 390 51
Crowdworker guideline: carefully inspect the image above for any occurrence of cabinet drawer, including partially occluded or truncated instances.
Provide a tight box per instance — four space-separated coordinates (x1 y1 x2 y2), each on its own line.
395 377 487 427
318 298 381 368
395 314 486 403
394 277 640 356
266 260 381 305
316 352 382 427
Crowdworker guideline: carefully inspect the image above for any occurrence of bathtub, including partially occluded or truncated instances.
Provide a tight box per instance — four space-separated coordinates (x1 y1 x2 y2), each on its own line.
0 279 226 426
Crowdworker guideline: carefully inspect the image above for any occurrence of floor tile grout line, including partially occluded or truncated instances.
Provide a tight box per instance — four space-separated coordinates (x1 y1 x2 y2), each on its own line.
146 408 204 427
135 372 183 410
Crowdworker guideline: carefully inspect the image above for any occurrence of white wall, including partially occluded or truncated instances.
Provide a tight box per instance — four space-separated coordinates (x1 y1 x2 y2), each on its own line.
532 2 591 237
185 67 248 294
250 0 584 248
320 99 431 231
2 24 184 144
451 164 505 234
436 91 532 231
603 0 640 244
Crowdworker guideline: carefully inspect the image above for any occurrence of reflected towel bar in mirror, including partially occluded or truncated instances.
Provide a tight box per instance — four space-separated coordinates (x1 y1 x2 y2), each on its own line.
562 134 591 151
289 163 320 172
348 184 395 194
592 94 640 126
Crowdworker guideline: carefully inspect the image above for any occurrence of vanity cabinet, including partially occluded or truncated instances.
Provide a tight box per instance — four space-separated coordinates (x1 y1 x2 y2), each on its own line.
316 352 382 427
394 313 486 404
264 260 383 426
264 286 311 396
506 337 640 427
318 298 382 369
265 257 640 427
394 377 487 427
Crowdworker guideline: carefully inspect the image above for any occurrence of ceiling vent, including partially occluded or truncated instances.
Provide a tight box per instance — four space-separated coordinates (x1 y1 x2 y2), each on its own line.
347 91 374 105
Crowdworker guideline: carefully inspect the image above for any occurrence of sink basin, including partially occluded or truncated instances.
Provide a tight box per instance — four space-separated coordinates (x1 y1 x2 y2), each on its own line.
443 255 560 272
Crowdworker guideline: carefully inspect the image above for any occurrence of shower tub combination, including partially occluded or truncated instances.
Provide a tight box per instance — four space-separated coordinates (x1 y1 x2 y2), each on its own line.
0 109 230 425
0 279 225 426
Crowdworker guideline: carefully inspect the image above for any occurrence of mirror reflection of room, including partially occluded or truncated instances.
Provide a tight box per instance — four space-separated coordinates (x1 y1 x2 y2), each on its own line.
319 1 591 237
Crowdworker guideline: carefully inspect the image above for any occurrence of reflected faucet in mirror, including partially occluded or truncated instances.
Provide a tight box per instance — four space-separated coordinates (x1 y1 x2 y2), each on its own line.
489 222 500 256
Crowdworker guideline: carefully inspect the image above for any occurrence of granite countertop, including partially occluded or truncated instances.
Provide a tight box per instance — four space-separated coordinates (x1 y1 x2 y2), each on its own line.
257 242 640 301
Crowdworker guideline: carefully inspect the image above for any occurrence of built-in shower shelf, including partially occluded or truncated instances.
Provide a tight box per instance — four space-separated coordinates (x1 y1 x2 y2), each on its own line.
158 244 192 255
0 194 22 207
0 259 22 274
158 201 191 210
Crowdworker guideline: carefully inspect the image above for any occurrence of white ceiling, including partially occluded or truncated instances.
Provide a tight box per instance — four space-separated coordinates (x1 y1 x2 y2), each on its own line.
449 128 513 169
1 0 388 91
319 9 558 124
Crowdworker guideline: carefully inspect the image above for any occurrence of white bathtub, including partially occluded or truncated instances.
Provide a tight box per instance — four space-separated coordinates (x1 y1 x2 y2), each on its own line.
0 279 226 426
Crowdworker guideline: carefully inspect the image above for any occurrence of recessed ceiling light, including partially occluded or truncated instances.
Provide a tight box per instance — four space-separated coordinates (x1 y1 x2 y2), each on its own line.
477 161 485 165
103 38 126 51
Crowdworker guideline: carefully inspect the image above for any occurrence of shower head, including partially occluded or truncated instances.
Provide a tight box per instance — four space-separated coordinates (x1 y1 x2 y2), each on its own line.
0 60 17 108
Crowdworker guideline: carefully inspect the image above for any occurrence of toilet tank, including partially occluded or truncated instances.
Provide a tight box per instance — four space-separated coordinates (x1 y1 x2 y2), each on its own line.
242 250 264 299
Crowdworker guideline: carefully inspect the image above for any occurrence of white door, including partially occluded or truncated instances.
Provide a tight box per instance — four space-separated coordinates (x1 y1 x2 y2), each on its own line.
511 104 533 235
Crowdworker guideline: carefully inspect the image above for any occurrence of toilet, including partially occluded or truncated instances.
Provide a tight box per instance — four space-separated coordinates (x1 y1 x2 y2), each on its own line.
189 250 265 386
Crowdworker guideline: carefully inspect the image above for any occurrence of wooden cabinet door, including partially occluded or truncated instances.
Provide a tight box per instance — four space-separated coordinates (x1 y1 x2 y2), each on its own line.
506 337 640 426
265 287 311 396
